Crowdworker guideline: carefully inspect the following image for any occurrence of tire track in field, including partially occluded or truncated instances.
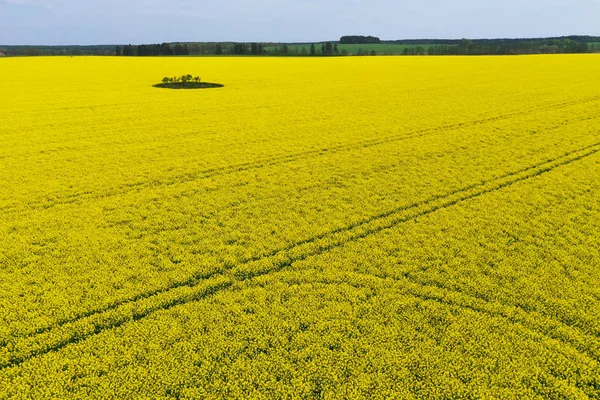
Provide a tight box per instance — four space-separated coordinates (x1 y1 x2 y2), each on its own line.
2 94 599 213
398 279 600 366
0 277 234 371
4 138 596 345
1 141 599 371
403 274 600 339
242 275 600 393
299 272 600 365
228 142 600 281
109 110 600 233
85 109 600 239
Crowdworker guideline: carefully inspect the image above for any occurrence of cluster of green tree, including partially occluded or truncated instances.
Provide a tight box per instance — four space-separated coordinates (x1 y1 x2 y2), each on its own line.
250 43 265 55
117 43 190 56
321 42 339 55
424 38 590 55
340 35 381 44
154 74 223 89
277 43 344 56
401 47 426 55
120 45 135 56
0 45 117 56
191 42 343 56
161 75 201 84
355 49 378 56
231 43 267 55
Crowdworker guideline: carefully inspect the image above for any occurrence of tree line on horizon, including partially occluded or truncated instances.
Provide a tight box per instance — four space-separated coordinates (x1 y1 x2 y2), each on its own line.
118 43 191 56
115 39 592 57
340 35 381 44
2 35 598 57
114 42 348 57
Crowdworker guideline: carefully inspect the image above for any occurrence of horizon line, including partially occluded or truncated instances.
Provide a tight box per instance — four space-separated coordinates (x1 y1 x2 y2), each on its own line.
1 33 599 47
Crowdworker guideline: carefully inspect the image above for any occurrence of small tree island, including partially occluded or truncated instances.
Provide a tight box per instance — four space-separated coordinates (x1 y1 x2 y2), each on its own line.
153 74 224 89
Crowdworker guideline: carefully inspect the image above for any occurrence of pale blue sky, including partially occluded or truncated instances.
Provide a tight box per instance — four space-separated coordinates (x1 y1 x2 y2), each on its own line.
1 0 599 45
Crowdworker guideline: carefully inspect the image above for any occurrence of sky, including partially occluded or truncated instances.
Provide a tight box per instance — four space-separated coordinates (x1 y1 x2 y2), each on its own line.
1 0 599 45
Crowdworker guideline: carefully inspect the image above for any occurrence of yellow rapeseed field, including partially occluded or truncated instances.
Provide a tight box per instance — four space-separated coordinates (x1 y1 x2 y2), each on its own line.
1 55 600 398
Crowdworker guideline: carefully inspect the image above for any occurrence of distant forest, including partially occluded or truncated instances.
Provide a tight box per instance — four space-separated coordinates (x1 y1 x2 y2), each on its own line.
1 35 599 57
340 35 381 44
